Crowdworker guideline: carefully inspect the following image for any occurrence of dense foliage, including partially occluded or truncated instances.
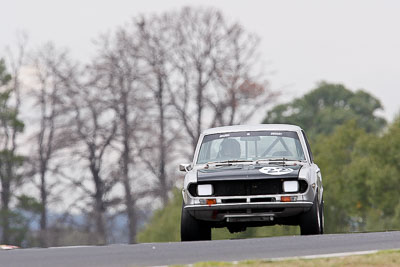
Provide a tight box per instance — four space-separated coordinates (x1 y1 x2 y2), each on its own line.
0 59 30 246
314 118 400 232
263 82 386 139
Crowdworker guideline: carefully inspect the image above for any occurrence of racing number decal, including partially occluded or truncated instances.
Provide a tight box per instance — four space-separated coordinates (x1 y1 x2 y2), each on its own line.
259 167 294 175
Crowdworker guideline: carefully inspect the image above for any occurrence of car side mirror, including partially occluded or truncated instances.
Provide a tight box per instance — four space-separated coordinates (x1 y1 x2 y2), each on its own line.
179 163 191 172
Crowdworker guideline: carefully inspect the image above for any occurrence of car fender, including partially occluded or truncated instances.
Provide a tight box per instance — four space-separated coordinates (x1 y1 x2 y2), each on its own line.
183 169 197 204
298 164 319 202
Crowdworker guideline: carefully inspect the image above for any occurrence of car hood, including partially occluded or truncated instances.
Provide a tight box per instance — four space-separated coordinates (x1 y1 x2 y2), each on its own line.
197 164 302 182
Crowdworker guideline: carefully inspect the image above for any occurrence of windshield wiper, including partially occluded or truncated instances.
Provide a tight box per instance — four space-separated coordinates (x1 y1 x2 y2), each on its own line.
256 158 306 164
205 159 254 166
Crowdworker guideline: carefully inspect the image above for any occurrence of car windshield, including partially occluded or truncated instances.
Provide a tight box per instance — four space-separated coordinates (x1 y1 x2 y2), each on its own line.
197 131 306 164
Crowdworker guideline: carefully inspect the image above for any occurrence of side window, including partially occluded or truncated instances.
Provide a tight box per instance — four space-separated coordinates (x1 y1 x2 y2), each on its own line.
301 130 314 162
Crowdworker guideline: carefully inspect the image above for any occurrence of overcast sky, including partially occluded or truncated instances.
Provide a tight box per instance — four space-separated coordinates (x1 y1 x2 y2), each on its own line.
2 0 400 121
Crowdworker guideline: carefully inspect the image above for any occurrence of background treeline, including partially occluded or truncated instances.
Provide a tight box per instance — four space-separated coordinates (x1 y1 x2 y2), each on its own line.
0 7 276 247
139 83 400 242
1 6 397 247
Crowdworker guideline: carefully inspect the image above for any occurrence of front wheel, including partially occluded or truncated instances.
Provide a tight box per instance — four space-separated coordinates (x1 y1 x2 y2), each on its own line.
300 196 323 235
320 197 324 234
181 202 211 241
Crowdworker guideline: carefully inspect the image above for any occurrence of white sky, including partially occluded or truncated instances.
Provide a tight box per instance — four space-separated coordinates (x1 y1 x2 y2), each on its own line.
2 0 400 121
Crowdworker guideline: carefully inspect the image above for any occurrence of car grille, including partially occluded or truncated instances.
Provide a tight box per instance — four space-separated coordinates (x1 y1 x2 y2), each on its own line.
188 179 308 197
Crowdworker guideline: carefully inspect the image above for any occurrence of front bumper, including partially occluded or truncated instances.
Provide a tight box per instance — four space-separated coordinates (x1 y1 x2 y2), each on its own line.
183 188 316 222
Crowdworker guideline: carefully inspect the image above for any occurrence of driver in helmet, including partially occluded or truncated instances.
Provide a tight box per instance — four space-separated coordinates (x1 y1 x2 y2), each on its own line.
219 138 241 159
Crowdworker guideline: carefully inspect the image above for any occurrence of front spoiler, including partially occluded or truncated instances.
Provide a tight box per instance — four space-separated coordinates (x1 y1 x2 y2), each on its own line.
184 201 313 211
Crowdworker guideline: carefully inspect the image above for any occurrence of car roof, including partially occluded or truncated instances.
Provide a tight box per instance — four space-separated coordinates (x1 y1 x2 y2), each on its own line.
202 124 303 135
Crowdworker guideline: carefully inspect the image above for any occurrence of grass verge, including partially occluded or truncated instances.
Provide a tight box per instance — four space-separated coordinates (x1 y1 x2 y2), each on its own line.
172 249 400 267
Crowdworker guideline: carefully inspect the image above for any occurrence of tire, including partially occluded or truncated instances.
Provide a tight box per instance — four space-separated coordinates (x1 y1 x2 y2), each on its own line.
300 196 323 235
320 197 324 234
181 202 211 241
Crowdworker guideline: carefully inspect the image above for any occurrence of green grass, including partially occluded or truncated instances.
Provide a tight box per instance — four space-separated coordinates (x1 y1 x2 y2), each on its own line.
172 249 400 267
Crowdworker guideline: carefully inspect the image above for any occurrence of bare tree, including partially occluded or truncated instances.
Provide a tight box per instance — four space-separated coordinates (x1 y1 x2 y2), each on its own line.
28 43 73 247
167 7 224 151
209 22 278 126
135 14 177 206
0 7 279 247
167 7 278 151
59 64 119 245
91 11 184 241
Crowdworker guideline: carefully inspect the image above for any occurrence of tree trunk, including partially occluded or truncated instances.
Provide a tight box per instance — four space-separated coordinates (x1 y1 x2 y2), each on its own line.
122 134 137 244
39 169 48 247
91 164 107 245
122 172 136 244
121 94 137 244
1 180 10 244
156 76 168 206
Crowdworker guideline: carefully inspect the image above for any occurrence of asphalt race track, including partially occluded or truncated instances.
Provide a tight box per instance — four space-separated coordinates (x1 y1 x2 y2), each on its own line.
1 231 400 267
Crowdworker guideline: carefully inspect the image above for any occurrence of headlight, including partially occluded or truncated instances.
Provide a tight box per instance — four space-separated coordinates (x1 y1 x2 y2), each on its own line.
283 181 299 193
197 184 213 196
